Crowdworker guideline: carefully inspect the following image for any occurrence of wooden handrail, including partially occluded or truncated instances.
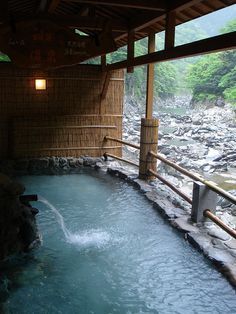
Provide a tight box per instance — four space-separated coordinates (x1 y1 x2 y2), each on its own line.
104 152 139 167
204 210 236 239
148 169 192 205
104 136 236 205
104 136 140 150
149 150 236 205
103 136 236 239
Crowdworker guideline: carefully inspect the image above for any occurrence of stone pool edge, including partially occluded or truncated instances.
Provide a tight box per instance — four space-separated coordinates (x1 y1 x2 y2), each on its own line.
104 163 236 288
0 156 236 287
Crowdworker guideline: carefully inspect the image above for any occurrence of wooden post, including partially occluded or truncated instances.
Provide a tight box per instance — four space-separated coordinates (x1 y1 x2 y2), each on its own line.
101 54 106 71
127 30 135 73
165 11 176 50
146 32 155 119
141 32 157 180
139 118 159 180
101 71 111 100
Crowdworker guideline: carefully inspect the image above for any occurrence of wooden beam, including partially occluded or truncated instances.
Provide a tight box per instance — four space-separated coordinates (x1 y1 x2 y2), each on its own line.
0 1 8 22
101 71 112 100
48 15 128 32
127 30 135 73
146 33 155 119
168 0 210 12
62 0 166 11
101 55 106 71
115 0 204 42
37 0 48 12
106 31 236 71
47 0 61 12
165 11 176 50
0 15 128 33
77 6 90 16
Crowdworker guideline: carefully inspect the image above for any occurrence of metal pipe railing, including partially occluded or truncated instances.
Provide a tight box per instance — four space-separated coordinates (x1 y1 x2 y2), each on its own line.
204 210 236 239
104 152 139 167
148 169 192 205
149 150 236 205
104 136 140 150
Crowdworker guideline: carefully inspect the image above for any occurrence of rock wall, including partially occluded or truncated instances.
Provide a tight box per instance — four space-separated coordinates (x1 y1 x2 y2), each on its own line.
0 174 40 261
0 156 104 177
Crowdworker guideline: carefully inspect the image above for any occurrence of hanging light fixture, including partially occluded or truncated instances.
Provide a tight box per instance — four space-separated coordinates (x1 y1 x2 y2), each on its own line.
35 79 46 90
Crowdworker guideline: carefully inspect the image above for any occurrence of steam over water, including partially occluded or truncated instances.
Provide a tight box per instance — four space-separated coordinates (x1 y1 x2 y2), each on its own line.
4 170 236 313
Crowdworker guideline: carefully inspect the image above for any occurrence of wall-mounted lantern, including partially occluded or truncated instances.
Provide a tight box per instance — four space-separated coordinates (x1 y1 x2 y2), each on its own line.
35 79 46 90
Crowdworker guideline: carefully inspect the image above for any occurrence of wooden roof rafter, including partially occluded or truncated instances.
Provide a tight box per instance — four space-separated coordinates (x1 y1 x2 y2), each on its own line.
61 0 166 11
0 0 235 68
49 15 128 31
115 0 205 43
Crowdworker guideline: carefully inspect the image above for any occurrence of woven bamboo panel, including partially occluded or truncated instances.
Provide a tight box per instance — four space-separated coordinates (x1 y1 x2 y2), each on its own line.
0 64 124 158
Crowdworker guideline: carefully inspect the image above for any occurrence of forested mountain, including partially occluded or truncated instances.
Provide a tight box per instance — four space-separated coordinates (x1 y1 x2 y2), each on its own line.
107 5 236 104
187 19 236 104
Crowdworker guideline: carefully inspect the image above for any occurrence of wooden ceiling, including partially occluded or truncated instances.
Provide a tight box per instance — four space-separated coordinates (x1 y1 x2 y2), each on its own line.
1 0 236 49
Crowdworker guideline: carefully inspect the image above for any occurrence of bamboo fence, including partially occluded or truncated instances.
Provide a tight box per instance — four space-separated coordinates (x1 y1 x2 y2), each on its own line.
0 64 124 158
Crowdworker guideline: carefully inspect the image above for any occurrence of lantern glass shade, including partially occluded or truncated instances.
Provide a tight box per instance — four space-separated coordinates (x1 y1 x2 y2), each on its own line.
35 79 46 90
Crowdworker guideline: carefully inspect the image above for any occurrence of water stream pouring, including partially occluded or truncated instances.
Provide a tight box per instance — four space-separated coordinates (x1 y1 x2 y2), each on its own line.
38 196 110 248
38 196 71 240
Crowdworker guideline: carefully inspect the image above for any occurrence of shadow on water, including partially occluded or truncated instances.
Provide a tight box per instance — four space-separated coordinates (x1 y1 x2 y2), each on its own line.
0 248 59 313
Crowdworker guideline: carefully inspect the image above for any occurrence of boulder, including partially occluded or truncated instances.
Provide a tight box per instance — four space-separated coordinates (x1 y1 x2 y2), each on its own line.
215 97 225 107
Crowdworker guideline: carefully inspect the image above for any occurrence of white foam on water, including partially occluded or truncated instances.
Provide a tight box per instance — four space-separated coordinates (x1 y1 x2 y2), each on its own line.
68 230 111 249
38 196 111 249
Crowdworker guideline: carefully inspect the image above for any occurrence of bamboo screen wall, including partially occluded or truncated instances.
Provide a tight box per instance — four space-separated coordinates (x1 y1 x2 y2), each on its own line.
0 64 124 159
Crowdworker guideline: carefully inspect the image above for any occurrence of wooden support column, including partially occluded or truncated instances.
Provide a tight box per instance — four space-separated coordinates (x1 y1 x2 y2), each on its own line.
165 11 176 49
101 55 107 71
127 30 135 73
145 32 155 119
101 71 112 101
139 118 159 180
140 33 158 180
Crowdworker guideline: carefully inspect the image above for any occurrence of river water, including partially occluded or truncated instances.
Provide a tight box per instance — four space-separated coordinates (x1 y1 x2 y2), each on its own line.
2 170 236 313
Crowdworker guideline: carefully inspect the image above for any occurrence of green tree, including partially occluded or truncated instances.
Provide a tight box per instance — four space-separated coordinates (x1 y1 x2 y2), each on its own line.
0 53 10 62
187 18 236 104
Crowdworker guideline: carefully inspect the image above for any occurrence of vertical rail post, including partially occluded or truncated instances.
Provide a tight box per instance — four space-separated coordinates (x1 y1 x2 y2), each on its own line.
191 181 218 223
139 118 159 180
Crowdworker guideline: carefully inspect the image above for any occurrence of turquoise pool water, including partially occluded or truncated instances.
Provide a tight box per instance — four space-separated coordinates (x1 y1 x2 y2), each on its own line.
2 169 236 313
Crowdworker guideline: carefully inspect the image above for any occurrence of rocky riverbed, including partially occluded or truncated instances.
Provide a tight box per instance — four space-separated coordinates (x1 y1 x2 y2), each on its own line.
123 95 236 225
